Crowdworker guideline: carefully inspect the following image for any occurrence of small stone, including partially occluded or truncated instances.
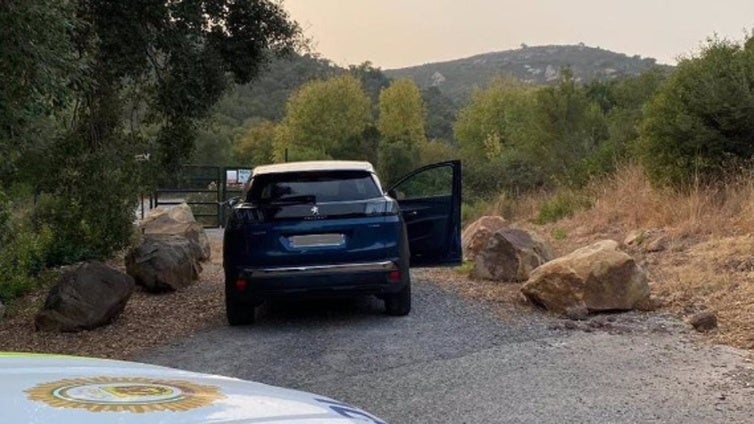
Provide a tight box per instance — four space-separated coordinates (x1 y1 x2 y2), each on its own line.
563 321 579 330
644 235 670 253
564 306 589 321
688 311 718 332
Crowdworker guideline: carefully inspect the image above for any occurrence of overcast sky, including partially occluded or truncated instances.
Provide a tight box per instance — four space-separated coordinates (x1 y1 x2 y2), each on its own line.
283 0 754 69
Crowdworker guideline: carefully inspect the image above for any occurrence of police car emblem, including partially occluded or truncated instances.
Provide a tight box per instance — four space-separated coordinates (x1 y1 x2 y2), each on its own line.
26 377 223 413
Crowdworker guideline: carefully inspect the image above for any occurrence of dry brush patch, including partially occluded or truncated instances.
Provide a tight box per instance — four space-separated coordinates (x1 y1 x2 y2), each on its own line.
470 164 754 350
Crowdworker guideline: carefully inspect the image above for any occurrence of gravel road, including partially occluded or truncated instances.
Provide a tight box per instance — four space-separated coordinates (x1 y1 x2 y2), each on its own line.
140 274 754 423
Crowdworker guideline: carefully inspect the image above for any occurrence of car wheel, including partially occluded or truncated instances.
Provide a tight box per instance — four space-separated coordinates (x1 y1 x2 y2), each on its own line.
226 297 256 326
384 282 411 316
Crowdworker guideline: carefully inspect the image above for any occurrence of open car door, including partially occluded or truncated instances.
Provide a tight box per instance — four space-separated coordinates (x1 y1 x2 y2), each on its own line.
388 160 462 267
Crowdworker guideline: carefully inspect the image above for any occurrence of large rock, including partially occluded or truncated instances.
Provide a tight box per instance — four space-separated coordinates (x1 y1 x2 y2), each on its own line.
472 228 554 282
140 203 210 261
126 234 201 293
521 240 650 314
35 261 135 332
462 216 507 261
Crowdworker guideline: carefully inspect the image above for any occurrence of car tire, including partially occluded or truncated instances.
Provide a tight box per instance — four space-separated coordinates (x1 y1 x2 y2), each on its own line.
384 282 411 316
226 297 256 326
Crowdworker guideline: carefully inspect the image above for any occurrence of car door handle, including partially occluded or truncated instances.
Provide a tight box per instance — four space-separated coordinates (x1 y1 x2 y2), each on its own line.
405 210 419 216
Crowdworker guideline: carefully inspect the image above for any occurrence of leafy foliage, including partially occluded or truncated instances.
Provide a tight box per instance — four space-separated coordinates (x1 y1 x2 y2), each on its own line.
0 0 79 183
235 120 278 166
536 190 592 224
0 191 53 302
639 35 754 187
276 74 372 161
377 79 427 183
0 0 301 301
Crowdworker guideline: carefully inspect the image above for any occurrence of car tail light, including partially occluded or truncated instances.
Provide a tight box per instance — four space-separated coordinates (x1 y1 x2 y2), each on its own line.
235 278 248 291
388 270 401 283
226 207 264 230
365 199 399 216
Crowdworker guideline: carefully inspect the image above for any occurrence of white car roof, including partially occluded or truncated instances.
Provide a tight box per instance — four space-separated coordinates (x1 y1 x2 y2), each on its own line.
252 161 375 176
0 352 384 424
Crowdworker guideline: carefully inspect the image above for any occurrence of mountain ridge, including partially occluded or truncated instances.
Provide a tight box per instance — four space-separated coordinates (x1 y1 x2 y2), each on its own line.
384 44 672 103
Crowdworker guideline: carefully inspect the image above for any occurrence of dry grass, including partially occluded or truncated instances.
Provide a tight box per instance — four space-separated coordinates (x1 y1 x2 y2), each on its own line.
476 163 754 349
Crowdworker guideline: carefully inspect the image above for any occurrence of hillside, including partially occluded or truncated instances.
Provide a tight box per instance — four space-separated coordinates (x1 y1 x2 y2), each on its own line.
386 44 670 103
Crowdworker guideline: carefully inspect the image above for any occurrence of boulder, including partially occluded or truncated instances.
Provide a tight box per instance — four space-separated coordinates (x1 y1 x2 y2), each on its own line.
462 216 507 261
0 300 5 321
140 203 210 261
472 228 554 282
125 234 201 293
35 261 135 332
521 240 650 315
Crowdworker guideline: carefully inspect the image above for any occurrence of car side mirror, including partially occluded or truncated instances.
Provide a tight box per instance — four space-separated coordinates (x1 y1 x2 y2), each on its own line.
387 189 397 199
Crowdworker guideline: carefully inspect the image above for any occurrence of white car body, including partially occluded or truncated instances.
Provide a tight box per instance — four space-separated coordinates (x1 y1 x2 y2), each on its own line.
0 352 385 423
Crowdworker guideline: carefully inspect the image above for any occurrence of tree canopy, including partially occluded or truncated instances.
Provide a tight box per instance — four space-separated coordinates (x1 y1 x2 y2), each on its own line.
640 35 754 187
0 0 302 280
276 74 372 161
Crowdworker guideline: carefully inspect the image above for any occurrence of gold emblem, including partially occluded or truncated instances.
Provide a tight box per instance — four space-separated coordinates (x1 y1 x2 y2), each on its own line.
26 376 224 413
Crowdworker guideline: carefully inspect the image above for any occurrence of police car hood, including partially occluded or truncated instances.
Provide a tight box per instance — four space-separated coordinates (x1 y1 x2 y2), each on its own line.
0 353 385 424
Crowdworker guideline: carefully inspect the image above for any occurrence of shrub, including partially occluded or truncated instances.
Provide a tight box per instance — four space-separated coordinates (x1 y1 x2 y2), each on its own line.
639 35 754 187
0 191 53 302
536 191 592 224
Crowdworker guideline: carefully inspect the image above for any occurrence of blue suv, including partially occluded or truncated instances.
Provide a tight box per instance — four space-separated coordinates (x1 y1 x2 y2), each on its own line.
223 160 461 325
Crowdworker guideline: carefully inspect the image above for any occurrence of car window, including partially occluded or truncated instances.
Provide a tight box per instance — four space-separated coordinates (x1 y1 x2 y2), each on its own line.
247 171 382 203
391 165 452 200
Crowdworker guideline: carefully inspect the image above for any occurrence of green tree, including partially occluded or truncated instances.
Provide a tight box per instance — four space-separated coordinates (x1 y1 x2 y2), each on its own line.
523 69 609 185
235 120 278 166
452 77 535 198
422 86 458 141
377 79 427 184
0 0 78 184
454 77 531 161
639 35 754 187
276 74 372 161
1 0 302 268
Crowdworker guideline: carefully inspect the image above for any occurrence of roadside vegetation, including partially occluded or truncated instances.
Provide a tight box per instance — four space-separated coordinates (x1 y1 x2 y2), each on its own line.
465 163 754 349
0 0 301 304
3 1 754 350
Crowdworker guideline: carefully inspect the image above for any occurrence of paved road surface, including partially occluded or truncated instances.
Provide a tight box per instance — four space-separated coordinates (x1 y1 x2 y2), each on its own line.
140 275 754 423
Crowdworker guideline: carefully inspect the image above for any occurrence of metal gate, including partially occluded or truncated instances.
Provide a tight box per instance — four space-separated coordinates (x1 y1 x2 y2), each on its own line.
146 165 252 228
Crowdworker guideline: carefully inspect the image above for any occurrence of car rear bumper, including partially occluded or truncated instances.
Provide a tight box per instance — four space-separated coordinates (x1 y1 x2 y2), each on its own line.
244 260 396 278
228 260 407 301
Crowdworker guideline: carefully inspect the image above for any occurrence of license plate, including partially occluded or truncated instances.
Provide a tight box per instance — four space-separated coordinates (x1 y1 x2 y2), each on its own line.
289 234 345 248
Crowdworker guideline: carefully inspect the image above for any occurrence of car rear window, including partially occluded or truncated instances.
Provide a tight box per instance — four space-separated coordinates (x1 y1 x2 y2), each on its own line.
247 171 382 203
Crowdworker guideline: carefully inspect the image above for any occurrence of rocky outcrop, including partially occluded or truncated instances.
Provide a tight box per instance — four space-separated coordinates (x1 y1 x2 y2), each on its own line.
462 216 507 261
125 234 201 293
35 261 135 332
521 240 650 315
472 228 554 282
140 203 210 261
